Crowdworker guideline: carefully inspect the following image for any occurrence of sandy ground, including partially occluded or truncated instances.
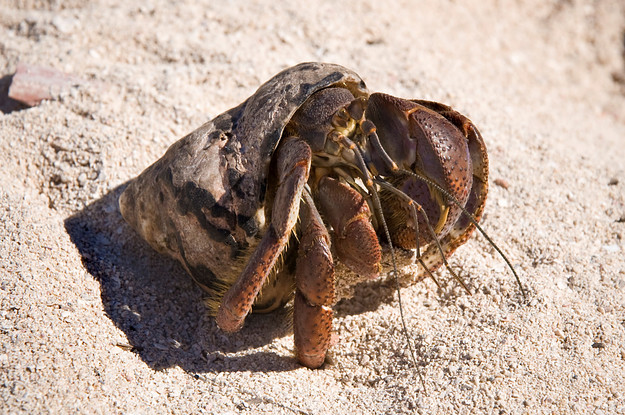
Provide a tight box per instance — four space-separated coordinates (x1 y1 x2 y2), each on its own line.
1 0 625 413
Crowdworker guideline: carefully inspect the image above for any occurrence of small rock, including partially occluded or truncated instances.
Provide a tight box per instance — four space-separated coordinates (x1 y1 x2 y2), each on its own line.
77 173 87 187
51 16 78 34
360 354 370 365
8 62 83 106
494 178 510 189
602 244 620 253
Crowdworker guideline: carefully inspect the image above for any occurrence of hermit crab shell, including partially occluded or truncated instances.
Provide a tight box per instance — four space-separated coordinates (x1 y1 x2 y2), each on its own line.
119 62 417 307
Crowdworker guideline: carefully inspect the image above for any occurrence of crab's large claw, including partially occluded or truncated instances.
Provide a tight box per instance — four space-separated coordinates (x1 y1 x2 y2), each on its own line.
364 93 480 250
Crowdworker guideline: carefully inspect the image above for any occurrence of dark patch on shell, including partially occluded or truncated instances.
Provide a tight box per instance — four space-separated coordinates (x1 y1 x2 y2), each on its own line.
119 62 369 294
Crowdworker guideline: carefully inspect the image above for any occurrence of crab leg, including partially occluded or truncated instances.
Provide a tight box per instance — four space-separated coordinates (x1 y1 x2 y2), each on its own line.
316 176 381 279
216 136 312 333
294 176 382 368
294 190 335 368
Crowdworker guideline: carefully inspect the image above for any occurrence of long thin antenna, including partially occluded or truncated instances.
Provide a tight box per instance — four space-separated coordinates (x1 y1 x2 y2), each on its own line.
369 184 427 392
403 170 527 299
337 134 427 392
375 178 472 295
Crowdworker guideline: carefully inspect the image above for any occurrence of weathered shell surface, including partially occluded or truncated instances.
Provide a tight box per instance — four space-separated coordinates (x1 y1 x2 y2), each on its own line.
118 62 399 300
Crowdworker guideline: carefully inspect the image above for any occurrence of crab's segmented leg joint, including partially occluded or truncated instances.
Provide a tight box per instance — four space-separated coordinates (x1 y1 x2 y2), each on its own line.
294 190 335 368
317 176 381 279
216 136 312 333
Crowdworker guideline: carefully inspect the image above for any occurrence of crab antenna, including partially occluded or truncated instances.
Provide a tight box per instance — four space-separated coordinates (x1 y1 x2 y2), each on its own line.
374 178 471 294
375 179 445 291
337 134 427 392
398 193 425 284
369 182 427 393
402 169 527 299
409 200 444 291
404 192 446 291
360 121 466 291
408 200 430 288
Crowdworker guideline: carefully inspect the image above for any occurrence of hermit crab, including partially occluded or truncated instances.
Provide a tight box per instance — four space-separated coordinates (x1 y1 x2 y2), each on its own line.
119 62 521 369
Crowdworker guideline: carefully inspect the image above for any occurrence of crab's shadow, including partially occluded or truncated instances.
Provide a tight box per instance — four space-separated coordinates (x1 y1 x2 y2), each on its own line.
64 183 399 373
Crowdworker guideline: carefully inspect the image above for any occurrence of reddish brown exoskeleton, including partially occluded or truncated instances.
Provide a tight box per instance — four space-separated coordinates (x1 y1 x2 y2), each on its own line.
119 62 521 370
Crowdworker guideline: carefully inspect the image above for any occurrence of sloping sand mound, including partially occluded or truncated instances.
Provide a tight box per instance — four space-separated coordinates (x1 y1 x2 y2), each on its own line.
1 1 624 413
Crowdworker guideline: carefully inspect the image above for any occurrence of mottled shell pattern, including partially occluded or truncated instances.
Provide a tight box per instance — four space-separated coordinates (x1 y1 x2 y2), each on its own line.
119 63 376 311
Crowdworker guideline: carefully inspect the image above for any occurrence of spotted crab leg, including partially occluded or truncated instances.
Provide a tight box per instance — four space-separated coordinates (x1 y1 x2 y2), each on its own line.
216 136 312 332
316 176 381 278
294 189 335 368
295 175 382 368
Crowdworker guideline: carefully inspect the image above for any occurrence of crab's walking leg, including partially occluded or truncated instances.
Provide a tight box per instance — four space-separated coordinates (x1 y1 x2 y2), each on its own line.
317 176 381 278
294 176 381 368
216 137 312 333
294 190 335 368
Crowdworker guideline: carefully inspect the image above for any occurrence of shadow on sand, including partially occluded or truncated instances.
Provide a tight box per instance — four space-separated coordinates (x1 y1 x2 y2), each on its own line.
64 183 402 373
0 74 28 114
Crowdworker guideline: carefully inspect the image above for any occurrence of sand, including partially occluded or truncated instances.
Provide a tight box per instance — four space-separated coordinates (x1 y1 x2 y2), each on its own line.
1 0 625 413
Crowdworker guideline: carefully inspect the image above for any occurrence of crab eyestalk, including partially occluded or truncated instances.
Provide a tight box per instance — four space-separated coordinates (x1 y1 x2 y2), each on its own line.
363 93 473 249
